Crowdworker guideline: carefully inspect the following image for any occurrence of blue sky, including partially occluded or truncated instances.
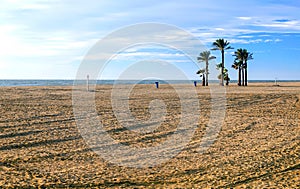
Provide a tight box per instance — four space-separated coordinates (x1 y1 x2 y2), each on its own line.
0 0 299 80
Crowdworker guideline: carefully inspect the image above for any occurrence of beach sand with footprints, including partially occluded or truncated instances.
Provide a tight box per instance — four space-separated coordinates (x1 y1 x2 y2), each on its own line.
0 82 299 188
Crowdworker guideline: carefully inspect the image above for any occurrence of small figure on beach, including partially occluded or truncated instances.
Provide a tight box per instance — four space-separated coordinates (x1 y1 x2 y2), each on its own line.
155 81 159 88
87 74 90 91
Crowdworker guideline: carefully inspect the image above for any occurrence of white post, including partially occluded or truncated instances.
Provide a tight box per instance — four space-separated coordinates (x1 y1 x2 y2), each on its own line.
87 74 89 91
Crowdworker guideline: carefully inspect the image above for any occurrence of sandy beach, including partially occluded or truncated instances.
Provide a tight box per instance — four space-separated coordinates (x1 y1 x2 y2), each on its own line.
0 82 299 188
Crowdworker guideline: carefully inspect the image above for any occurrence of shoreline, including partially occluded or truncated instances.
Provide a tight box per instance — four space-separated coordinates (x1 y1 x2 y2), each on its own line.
0 81 299 88
0 80 299 87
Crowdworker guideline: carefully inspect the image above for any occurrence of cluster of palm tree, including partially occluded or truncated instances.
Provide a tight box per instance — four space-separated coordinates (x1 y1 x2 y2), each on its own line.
232 48 253 86
196 38 253 86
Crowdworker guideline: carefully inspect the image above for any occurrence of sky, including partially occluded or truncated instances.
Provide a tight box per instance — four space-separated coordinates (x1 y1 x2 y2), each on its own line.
0 0 300 80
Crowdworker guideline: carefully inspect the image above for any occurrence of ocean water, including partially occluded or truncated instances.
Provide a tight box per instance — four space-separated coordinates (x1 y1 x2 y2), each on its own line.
0 80 195 86
0 80 299 87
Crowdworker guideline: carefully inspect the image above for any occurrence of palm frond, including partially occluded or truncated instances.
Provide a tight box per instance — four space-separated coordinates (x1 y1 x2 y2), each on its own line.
208 56 216 60
247 53 254 60
212 38 233 51
197 50 216 63
232 63 238 70
196 69 205 74
225 46 234 50
211 47 219 51
216 63 222 70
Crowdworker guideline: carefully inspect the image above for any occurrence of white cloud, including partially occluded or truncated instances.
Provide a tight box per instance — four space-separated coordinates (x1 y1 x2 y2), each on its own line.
230 38 263 44
253 20 300 29
215 28 225 31
237 17 252 20
274 39 282 42
20 3 50 10
263 39 282 43
0 27 93 58
0 60 8 69
264 39 272 43
238 35 254 39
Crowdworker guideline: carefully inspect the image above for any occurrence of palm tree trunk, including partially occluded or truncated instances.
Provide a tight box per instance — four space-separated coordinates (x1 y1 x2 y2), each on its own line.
221 50 224 86
241 67 245 86
238 66 241 86
245 62 248 86
202 75 205 86
205 60 209 86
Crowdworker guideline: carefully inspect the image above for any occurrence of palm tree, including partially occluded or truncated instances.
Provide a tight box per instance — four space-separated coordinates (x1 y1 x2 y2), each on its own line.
212 39 233 86
232 48 244 86
241 63 245 86
243 51 253 86
233 49 245 85
224 68 230 86
232 60 242 86
233 49 253 86
196 69 206 86
197 51 216 86
217 64 230 85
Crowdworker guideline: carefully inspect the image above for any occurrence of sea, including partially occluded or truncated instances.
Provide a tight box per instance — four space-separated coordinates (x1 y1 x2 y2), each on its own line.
0 80 299 87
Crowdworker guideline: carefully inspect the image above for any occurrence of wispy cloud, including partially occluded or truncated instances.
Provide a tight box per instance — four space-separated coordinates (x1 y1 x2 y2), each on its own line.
238 35 254 39
253 19 300 30
237 17 252 20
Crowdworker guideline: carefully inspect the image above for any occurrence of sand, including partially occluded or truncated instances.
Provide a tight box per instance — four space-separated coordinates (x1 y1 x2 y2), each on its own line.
0 82 299 188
